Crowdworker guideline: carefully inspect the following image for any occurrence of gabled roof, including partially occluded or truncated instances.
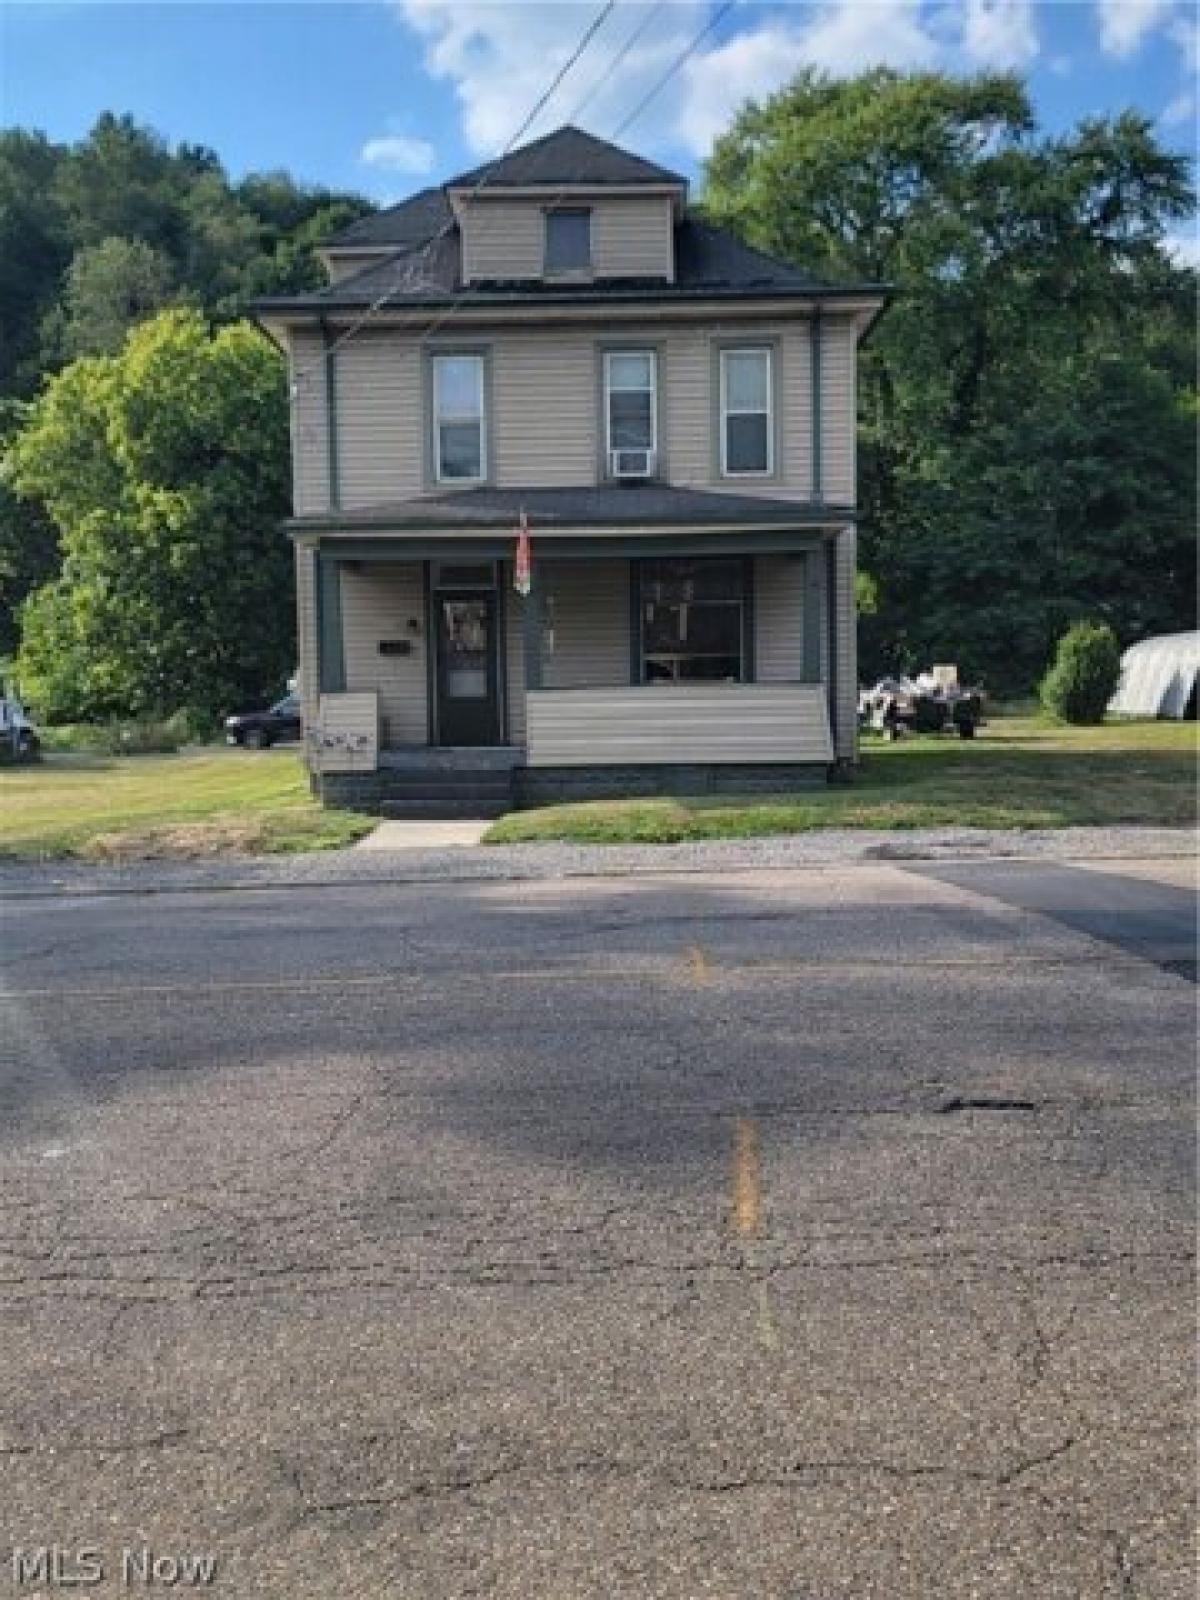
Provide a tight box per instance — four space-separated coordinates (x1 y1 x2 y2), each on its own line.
446 125 687 191
324 185 453 251
267 124 889 316
258 218 869 314
323 127 684 254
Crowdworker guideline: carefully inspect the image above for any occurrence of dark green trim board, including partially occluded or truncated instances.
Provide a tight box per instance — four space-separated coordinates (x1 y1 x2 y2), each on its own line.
493 562 511 744
629 561 643 685
522 566 543 692
741 554 756 682
423 561 437 744
314 531 829 564
319 319 341 511
825 539 838 750
316 553 345 693
802 551 823 683
810 309 823 503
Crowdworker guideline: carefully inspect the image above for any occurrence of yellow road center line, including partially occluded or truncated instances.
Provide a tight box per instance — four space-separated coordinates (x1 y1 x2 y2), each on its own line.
732 1116 761 1238
0 949 1156 1005
687 944 712 982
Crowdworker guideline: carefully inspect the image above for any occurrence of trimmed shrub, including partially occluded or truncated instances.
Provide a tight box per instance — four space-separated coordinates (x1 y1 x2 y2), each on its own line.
1039 621 1121 725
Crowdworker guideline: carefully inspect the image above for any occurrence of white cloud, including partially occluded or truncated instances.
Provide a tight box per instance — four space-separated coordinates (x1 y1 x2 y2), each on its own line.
959 0 1038 69
677 3 940 156
1164 228 1200 268
397 1 703 158
1169 14 1199 73
1095 0 1172 57
359 133 436 175
1159 90 1196 127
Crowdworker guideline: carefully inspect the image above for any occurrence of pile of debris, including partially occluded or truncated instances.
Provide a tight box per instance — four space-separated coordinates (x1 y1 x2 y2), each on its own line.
858 666 985 740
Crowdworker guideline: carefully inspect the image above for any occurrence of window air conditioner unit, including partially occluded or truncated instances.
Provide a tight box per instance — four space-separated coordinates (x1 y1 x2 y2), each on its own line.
610 448 655 481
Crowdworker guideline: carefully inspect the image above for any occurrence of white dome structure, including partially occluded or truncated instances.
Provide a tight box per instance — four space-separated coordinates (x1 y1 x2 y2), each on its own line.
1108 631 1200 719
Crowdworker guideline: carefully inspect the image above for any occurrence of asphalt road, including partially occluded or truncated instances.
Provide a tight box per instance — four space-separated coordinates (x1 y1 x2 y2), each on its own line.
0 857 1194 1599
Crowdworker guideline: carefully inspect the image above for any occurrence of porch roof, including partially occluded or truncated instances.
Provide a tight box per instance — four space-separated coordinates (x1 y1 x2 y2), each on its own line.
287 484 855 537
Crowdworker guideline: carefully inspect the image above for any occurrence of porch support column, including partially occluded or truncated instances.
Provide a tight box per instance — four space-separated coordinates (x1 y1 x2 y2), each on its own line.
522 566 542 693
802 550 823 683
316 551 345 694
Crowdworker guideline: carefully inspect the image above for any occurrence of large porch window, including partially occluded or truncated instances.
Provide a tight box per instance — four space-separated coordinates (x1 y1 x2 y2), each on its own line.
639 558 746 683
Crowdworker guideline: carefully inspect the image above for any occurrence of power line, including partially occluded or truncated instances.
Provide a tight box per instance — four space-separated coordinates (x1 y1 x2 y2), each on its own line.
610 0 734 142
292 0 739 379
293 0 617 379
417 0 734 345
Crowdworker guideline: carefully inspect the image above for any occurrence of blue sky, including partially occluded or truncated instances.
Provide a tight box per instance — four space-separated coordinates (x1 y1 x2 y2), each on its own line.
3 2 1196 236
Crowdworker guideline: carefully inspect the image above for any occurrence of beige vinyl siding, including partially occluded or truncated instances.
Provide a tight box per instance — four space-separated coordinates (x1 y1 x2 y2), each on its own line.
340 564 429 747
664 323 812 497
462 195 674 283
833 525 857 760
461 199 544 282
820 317 856 504
313 692 380 772
503 569 527 746
337 330 423 508
542 560 629 689
295 543 320 732
314 315 851 506
289 328 329 515
754 554 808 682
526 684 833 766
493 334 597 486
592 196 674 279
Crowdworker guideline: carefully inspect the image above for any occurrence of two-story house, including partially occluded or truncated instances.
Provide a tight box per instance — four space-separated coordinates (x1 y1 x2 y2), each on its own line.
253 127 887 815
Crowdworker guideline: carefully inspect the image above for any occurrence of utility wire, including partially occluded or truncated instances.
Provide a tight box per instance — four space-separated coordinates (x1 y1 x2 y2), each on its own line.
292 0 738 381
292 0 617 381
418 0 734 344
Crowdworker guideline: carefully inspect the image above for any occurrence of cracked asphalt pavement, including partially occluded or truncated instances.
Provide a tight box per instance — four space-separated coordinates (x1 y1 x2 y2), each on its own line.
0 856 1194 1598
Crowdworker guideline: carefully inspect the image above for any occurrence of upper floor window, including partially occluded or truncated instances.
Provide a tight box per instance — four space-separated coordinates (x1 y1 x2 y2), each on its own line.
432 353 485 483
604 350 657 459
720 348 773 476
544 208 591 275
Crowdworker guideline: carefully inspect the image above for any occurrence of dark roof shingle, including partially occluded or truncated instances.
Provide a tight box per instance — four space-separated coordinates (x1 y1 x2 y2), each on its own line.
446 125 687 191
287 484 852 533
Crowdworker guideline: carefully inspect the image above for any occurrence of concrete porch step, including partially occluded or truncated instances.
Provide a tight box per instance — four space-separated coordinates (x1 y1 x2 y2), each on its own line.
379 798 509 821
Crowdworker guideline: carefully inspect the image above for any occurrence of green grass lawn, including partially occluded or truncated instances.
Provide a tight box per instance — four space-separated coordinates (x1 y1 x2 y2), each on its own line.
1 718 1194 862
484 717 1198 845
0 746 375 861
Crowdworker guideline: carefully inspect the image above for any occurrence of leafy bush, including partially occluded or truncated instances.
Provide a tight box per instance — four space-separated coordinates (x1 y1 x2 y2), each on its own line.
39 715 186 756
1039 621 1121 725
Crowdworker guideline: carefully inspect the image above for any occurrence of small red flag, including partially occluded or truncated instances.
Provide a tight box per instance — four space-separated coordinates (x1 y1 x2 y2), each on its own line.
514 510 531 596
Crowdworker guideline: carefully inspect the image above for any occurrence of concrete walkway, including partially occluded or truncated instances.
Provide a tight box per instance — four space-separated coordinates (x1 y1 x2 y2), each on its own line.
354 820 490 850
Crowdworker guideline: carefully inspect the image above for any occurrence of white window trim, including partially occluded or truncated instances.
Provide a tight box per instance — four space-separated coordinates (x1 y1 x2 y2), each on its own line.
432 353 487 486
604 349 658 461
719 347 773 478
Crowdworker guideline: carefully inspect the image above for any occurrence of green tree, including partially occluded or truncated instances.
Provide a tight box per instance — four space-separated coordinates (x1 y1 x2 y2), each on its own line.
0 129 71 394
50 236 177 359
9 309 292 721
0 401 59 658
704 70 1196 692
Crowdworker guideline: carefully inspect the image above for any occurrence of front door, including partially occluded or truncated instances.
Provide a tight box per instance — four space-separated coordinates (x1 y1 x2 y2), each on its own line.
435 591 500 746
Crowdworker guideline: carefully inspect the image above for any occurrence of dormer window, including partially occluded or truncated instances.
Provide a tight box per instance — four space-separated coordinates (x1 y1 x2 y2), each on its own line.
544 207 591 276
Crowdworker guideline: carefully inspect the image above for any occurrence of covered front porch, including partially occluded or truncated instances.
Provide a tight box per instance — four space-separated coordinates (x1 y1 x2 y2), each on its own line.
292 489 857 812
